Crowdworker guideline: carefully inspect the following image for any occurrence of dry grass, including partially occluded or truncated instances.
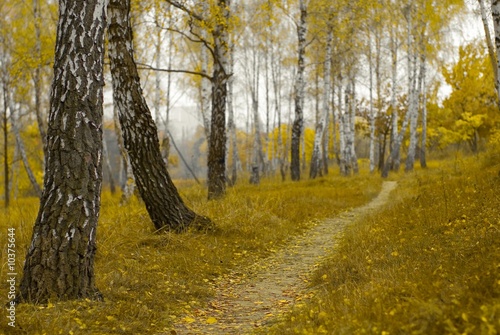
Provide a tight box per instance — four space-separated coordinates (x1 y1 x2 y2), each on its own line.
0 170 381 334
259 153 500 334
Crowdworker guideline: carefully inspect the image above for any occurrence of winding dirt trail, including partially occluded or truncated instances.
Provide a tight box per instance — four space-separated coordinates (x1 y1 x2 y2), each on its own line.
171 181 397 335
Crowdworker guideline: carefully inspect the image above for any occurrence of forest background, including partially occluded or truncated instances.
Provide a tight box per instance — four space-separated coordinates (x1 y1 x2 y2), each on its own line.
0 0 499 198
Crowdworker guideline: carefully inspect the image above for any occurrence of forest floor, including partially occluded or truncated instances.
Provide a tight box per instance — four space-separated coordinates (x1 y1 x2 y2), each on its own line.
171 181 398 335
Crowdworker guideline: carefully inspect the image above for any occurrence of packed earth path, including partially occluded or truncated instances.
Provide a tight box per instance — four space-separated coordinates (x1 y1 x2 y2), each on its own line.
170 181 398 335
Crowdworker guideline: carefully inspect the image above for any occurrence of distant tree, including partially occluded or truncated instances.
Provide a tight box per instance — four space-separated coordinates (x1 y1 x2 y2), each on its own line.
18 0 107 303
492 0 500 102
108 0 211 231
291 0 308 181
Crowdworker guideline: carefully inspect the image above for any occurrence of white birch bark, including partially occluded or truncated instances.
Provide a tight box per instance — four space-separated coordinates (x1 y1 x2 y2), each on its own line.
290 0 307 181
368 34 376 173
349 78 359 174
492 0 500 102
389 23 399 171
478 0 498 91
310 29 332 179
420 51 428 168
200 1 211 142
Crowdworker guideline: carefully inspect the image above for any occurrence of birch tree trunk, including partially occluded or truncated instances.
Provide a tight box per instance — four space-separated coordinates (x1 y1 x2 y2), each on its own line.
11 105 42 197
207 0 230 199
349 78 359 174
310 29 332 179
33 0 47 158
290 0 307 181
478 0 498 95
108 0 211 231
368 34 376 173
420 51 428 168
492 0 500 102
227 39 239 186
405 27 423 172
1 80 9 208
200 2 212 142
389 23 399 171
18 0 107 303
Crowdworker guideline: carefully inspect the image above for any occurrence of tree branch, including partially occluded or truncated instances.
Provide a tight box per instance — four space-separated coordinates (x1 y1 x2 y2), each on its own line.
165 0 204 22
136 62 213 80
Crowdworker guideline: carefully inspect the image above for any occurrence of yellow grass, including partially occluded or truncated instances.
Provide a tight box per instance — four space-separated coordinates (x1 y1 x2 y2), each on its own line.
259 153 500 334
0 170 381 334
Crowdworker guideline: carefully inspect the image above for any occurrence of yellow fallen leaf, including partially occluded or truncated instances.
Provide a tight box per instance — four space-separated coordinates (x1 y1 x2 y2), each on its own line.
206 317 217 324
183 316 195 324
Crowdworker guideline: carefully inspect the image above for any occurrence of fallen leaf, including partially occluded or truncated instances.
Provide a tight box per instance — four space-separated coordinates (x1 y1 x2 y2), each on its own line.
206 317 217 324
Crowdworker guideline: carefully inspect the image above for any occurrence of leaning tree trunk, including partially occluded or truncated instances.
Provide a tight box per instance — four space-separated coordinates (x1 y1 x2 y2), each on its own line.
290 0 307 181
108 0 211 231
18 0 107 303
207 0 230 200
11 104 42 197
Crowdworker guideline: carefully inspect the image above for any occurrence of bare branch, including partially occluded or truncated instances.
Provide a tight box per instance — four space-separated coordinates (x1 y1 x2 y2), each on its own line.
165 0 204 22
136 62 213 81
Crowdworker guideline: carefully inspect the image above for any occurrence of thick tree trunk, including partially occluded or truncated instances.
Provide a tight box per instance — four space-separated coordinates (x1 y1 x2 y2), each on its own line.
108 0 211 231
290 0 307 181
18 0 107 303
207 0 230 199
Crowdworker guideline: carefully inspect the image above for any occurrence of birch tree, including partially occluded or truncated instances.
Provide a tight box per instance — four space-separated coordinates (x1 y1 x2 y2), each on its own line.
492 0 500 100
108 0 211 231
290 0 308 181
18 0 107 303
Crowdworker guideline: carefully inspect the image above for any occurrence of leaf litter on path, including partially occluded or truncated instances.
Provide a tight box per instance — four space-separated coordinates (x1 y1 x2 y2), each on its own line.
169 181 398 335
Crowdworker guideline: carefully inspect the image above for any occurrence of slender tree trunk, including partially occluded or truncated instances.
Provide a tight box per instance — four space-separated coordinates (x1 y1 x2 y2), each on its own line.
310 29 332 179
389 23 399 171
290 0 307 181
227 39 239 186
382 104 411 178
492 0 500 103
478 0 498 88
207 0 230 199
405 29 423 172
11 105 42 197
113 105 135 202
108 0 211 231
368 34 376 173
349 77 359 174
102 133 116 194
2 81 9 208
200 2 212 142
420 51 428 168
33 0 47 159
18 0 107 303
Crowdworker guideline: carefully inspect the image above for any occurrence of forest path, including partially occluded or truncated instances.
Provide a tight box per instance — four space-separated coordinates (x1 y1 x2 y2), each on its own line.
171 181 398 335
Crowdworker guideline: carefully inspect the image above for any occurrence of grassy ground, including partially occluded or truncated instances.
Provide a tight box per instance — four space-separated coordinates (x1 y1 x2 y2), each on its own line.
0 171 381 335
259 153 500 334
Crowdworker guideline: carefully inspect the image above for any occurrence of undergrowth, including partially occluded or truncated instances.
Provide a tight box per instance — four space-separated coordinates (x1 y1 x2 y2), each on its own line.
0 171 381 334
259 153 500 334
